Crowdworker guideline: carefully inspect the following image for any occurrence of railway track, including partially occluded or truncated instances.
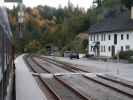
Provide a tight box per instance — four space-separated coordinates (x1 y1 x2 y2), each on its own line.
40 76 90 100
97 74 133 89
56 75 131 100
34 76 59 100
83 74 133 98
32 57 69 73
36 56 89 73
24 55 92 100
24 55 50 73
24 55 133 100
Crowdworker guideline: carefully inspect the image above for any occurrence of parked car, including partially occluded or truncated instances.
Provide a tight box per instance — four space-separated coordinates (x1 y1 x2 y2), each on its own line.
85 54 94 58
50 53 54 56
70 53 79 59
63 51 72 57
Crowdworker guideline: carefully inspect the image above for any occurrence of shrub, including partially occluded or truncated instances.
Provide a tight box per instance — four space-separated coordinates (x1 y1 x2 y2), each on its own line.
119 50 133 60
128 57 133 63
25 40 42 53
37 48 48 55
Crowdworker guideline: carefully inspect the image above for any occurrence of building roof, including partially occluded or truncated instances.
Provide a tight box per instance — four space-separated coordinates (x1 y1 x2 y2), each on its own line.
88 11 133 33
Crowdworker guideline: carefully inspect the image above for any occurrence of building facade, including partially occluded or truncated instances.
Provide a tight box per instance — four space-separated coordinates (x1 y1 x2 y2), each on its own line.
89 31 133 57
88 8 133 57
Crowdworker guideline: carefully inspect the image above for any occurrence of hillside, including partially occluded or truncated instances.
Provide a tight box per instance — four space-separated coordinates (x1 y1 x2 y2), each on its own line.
8 0 133 54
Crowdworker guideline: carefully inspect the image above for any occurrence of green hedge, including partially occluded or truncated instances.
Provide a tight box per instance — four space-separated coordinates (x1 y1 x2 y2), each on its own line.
37 48 48 55
119 50 133 60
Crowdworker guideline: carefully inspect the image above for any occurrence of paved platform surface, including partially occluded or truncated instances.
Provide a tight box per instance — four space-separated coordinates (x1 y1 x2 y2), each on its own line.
15 54 47 100
46 56 133 81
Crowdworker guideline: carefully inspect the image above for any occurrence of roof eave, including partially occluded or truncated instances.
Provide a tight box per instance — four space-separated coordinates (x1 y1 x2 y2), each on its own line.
88 29 133 34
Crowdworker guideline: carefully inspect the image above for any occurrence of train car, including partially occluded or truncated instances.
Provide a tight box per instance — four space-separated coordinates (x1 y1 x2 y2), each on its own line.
0 7 15 100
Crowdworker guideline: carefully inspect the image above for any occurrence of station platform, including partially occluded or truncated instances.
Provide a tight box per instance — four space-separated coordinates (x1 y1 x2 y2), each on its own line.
15 54 47 100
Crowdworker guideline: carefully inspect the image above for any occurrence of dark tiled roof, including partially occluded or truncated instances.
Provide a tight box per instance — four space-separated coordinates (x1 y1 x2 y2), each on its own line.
88 11 133 33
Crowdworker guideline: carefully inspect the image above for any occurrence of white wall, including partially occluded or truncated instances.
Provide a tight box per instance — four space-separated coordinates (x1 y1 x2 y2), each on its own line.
88 31 133 57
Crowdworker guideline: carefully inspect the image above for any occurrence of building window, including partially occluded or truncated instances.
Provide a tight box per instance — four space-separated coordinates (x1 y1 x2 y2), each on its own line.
121 46 124 51
101 46 103 52
108 35 111 40
90 35 92 41
97 34 99 41
114 34 117 44
101 34 103 41
121 34 124 40
104 46 106 52
91 35 93 41
108 46 111 52
127 34 129 40
94 34 95 41
104 34 106 41
125 45 130 50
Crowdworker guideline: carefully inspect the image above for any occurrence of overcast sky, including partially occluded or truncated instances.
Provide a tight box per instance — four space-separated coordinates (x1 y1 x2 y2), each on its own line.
3 0 93 10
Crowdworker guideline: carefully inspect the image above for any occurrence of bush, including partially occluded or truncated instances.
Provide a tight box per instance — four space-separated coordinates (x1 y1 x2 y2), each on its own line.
119 50 133 60
25 40 41 53
37 48 48 55
128 57 133 63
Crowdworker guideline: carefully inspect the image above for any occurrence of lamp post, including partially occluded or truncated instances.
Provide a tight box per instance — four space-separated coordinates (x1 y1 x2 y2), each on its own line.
17 2 24 52
18 3 24 39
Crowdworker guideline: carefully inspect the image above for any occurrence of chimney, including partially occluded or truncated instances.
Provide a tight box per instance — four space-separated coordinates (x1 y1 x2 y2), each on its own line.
131 7 133 19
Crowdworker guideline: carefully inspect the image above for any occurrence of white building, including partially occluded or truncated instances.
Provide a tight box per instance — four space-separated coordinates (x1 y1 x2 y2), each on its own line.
88 8 133 57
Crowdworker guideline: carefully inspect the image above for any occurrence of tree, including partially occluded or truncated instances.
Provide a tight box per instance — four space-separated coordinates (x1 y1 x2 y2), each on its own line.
9 4 90 54
25 40 41 52
93 0 102 7
121 0 133 9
